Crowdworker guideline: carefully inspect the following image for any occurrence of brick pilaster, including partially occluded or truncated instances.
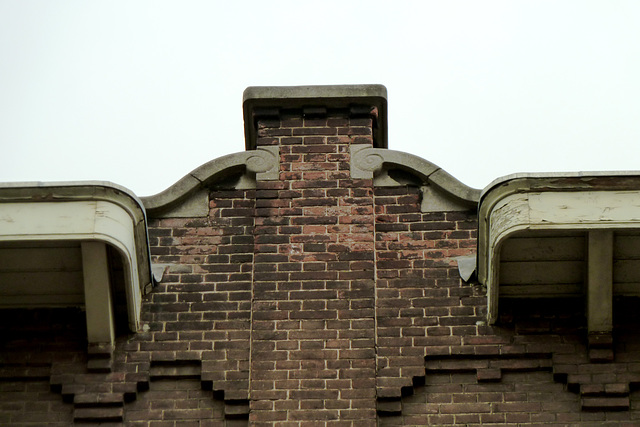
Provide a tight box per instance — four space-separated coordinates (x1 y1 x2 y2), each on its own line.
248 105 379 425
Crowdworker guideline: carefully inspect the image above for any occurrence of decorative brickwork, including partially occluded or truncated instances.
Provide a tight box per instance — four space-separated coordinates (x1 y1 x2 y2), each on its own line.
125 378 228 425
374 186 479 409
378 298 640 424
3 85 640 425
146 187 256 413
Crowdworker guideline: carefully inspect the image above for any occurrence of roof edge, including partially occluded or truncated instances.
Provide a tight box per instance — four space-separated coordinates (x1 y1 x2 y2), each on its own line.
243 84 387 104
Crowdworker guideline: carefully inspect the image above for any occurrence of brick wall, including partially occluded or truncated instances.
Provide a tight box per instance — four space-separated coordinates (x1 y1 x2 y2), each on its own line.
145 187 256 421
0 309 78 425
374 186 479 411
378 297 640 425
3 86 640 425
124 378 227 425
0 189 257 424
148 188 255 403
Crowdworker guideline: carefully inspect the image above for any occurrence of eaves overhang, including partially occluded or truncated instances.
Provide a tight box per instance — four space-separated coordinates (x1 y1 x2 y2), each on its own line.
0 181 152 333
478 171 640 324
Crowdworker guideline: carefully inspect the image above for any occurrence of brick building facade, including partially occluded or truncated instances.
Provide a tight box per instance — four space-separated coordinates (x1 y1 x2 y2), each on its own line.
2 85 640 425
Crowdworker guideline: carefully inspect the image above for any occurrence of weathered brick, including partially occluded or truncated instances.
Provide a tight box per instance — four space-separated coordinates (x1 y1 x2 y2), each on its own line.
11 93 640 427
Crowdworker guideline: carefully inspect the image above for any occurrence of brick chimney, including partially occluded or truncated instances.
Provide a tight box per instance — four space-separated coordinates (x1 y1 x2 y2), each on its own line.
244 85 387 425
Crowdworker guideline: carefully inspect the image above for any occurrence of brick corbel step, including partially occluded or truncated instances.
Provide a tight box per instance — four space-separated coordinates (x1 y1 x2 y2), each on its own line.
49 356 250 422
63 374 143 423
73 393 125 423
151 359 250 420
71 343 127 422
580 383 630 411
86 343 113 373
560 372 640 412
49 344 143 423
0 360 131 424
376 365 426 403
377 353 553 416
553 354 640 412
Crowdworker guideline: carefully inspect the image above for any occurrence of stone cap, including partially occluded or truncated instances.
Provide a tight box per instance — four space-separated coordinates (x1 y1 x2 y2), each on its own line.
243 84 388 150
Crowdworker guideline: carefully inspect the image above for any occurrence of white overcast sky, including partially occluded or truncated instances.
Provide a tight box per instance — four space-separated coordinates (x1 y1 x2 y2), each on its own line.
1 1 640 197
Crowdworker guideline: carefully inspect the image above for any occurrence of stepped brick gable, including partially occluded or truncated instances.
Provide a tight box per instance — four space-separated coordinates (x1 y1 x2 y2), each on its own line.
2 85 640 425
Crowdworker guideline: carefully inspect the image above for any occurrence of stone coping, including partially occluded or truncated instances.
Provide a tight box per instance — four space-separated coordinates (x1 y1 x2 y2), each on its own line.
243 84 388 150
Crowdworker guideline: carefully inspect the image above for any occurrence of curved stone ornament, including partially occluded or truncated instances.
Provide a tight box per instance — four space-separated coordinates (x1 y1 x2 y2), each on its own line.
350 144 385 177
142 146 279 215
350 145 481 207
245 146 279 180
